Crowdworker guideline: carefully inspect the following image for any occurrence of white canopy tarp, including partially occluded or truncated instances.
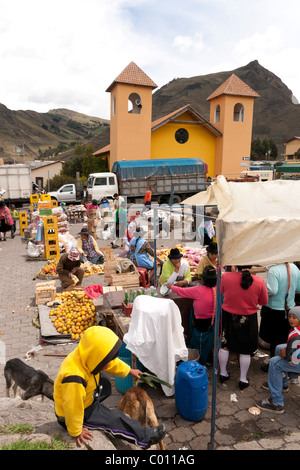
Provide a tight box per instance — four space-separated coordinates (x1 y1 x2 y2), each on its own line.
182 175 300 267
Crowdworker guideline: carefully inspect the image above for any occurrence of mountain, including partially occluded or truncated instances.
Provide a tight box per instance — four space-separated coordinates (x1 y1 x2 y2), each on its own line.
0 106 109 163
151 60 300 155
1 60 299 163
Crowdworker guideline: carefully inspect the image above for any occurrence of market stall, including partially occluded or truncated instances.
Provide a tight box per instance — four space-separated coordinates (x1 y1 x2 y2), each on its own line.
182 174 300 449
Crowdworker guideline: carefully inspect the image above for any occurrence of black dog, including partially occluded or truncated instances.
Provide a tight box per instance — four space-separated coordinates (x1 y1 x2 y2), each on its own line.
4 358 54 401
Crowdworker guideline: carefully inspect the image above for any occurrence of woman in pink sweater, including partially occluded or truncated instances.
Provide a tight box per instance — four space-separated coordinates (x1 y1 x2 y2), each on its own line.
219 267 268 390
167 265 217 366
0 201 13 241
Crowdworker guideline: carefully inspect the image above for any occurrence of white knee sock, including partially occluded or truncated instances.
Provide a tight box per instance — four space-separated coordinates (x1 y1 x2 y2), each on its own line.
239 354 251 383
218 349 229 377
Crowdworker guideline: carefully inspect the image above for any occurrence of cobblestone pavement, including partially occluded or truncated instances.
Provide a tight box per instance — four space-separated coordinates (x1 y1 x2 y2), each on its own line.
1 215 300 452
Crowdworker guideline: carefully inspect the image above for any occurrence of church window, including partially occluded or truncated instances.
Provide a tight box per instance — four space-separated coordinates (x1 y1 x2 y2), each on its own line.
175 128 189 144
214 104 220 123
128 93 142 114
233 103 244 122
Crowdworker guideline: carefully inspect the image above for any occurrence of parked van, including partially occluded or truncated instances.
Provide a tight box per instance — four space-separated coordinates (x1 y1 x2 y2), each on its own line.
86 172 118 201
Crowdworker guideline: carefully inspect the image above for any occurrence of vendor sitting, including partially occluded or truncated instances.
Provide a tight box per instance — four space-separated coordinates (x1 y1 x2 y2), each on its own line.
56 249 85 290
100 196 110 210
195 242 218 278
77 227 104 265
159 247 191 287
129 227 163 282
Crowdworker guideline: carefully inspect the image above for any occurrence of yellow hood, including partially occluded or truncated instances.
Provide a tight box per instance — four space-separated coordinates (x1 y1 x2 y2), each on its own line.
77 326 122 375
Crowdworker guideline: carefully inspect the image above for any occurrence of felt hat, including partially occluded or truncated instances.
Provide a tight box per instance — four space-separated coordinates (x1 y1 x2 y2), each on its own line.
67 249 80 261
168 248 183 260
78 227 89 236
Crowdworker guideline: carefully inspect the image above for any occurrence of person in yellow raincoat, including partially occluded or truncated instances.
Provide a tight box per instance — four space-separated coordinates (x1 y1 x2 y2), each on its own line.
54 326 167 448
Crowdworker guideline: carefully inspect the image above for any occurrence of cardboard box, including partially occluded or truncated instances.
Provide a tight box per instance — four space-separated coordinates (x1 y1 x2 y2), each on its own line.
35 280 56 305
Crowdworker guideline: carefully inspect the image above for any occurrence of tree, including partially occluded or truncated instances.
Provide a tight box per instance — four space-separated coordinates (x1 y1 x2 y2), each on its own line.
82 145 95 178
251 138 278 160
62 143 84 177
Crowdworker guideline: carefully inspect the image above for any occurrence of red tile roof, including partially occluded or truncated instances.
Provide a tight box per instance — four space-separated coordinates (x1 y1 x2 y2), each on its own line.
106 62 157 92
207 74 259 100
93 144 110 156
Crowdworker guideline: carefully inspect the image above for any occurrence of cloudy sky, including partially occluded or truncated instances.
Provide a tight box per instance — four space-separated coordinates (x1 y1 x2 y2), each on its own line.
0 0 299 119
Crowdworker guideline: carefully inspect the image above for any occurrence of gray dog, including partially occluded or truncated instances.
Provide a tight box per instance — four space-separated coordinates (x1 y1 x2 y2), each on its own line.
4 358 54 401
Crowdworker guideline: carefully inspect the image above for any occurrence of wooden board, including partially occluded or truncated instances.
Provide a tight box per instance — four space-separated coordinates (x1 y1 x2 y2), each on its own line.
109 272 140 288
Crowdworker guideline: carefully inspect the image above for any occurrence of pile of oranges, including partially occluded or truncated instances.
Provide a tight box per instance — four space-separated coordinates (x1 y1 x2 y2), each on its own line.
49 290 97 341
39 258 58 276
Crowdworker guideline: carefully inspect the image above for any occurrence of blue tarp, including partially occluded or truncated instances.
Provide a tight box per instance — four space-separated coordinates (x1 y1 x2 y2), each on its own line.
112 158 207 179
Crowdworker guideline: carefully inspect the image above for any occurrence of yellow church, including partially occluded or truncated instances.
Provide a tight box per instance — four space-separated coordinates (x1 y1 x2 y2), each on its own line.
94 62 259 178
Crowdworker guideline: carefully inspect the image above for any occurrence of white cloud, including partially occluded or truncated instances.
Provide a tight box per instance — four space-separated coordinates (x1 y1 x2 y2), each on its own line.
0 0 300 119
173 33 204 53
233 26 282 58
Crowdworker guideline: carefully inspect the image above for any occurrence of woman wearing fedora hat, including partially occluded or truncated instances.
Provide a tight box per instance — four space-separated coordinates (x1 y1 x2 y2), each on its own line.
159 248 191 287
77 227 104 265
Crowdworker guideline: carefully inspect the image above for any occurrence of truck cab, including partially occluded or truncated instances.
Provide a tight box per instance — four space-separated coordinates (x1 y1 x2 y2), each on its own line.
87 172 118 201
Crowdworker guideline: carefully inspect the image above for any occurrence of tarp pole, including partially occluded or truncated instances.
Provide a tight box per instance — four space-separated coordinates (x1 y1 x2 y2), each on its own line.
207 265 222 450
153 206 158 283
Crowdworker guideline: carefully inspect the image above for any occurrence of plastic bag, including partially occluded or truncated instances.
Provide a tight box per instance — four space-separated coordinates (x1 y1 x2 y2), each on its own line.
27 241 44 258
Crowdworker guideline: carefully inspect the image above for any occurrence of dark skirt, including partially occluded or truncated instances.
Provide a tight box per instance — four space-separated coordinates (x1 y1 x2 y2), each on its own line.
221 309 258 355
0 218 11 233
259 305 290 357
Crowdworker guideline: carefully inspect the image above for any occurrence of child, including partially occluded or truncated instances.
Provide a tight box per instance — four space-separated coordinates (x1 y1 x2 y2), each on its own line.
257 306 300 414
10 204 19 238
54 326 167 448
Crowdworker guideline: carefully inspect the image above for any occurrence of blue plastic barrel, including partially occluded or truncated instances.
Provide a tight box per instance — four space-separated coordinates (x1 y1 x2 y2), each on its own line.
115 343 143 394
175 361 209 422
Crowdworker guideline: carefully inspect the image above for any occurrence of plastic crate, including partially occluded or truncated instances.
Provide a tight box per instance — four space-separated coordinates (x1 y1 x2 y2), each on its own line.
44 247 60 259
30 194 39 204
40 194 51 201
43 216 58 230
45 239 59 250
44 227 58 239
19 212 28 220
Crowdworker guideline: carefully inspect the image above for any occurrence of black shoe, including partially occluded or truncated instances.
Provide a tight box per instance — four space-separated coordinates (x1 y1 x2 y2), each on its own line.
144 424 167 449
261 381 289 393
219 374 230 384
239 380 250 391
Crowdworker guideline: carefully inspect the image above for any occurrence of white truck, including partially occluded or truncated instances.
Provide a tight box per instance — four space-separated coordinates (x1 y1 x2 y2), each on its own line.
48 183 82 203
0 164 31 205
